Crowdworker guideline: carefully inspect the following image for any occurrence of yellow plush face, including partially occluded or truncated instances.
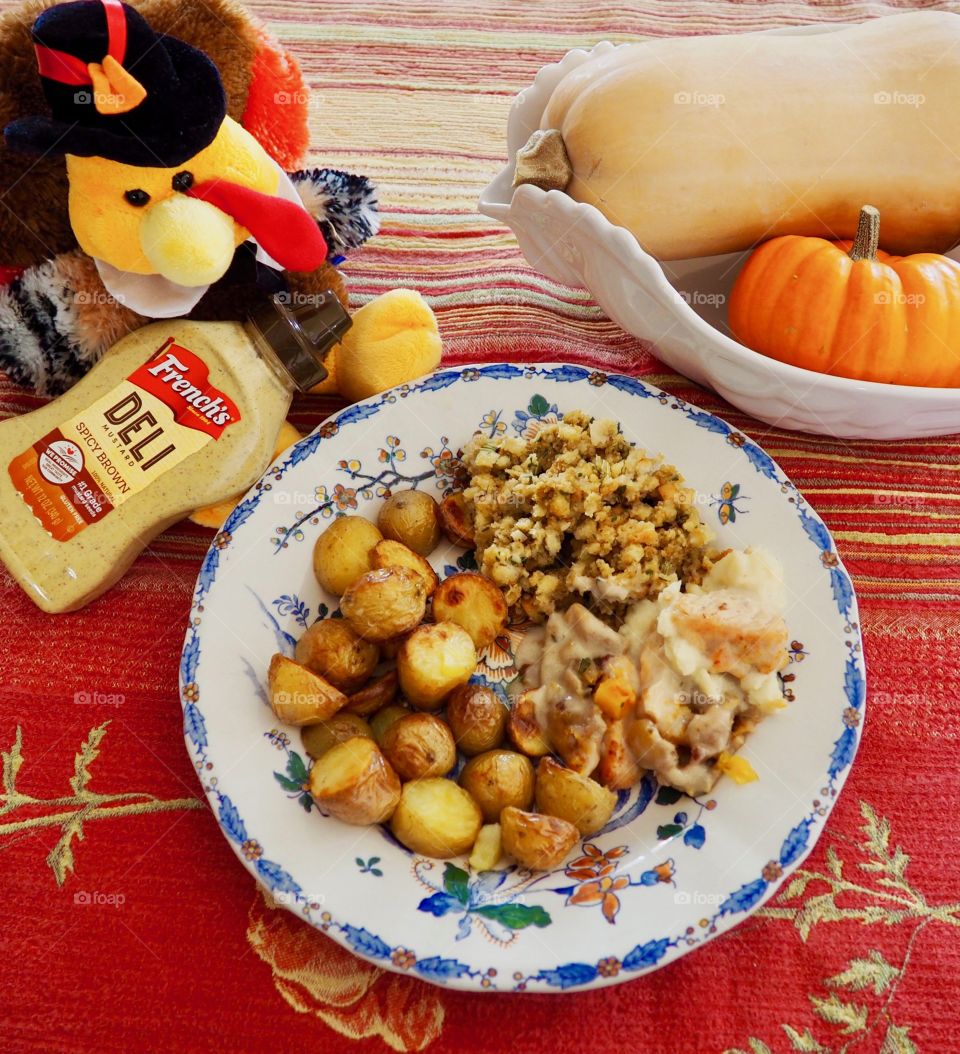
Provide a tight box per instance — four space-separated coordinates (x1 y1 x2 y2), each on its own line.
66 116 280 283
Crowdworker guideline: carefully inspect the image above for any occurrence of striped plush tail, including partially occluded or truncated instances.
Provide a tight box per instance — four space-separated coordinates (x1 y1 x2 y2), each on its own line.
0 252 142 396
289 168 379 259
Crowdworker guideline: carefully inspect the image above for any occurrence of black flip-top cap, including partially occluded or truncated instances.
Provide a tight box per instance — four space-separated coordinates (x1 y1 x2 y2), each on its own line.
248 291 352 392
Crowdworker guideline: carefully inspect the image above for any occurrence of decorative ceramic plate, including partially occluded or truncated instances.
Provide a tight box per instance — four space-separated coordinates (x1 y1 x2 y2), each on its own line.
180 364 865 993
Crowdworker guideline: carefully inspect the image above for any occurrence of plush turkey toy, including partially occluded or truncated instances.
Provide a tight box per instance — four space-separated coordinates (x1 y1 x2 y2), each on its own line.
0 0 440 429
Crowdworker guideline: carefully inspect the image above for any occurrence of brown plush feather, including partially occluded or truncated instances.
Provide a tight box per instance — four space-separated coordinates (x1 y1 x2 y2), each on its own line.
0 0 74 266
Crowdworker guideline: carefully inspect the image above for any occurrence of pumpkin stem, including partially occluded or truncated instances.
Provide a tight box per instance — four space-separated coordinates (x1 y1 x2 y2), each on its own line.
849 205 881 262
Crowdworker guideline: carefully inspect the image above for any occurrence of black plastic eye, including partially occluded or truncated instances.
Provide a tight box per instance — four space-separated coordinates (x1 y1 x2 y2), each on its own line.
172 171 194 192
124 189 150 207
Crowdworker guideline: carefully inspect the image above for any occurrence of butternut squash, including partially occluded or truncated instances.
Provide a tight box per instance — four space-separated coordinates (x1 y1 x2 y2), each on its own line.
526 13 960 260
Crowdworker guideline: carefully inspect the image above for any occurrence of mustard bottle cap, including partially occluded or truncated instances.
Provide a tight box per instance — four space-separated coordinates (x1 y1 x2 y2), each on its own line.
247 291 352 392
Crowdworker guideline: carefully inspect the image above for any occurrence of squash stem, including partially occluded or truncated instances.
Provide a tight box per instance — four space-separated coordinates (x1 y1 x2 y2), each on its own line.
849 205 880 261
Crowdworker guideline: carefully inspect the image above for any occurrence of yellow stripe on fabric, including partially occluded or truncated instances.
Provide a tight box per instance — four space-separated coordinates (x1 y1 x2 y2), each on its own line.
833 531 960 546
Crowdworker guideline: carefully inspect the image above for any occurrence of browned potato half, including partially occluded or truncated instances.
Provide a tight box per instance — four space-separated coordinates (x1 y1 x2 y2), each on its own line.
346 669 399 717
340 567 427 642
377 491 441 556
294 619 380 693
500 806 579 870
267 654 347 726
371 703 412 745
438 492 474 548
371 539 439 596
309 737 401 824
469 823 502 871
381 713 456 780
301 712 373 760
397 622 477 710
458 749 535 823
507 692 551 756
535 757 617 835
312 516 382 596
432 573 508 650
446 683 507 756
390 778 483 857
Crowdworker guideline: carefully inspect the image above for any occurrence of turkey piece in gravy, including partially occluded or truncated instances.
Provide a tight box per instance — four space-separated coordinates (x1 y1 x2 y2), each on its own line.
515 548 789 795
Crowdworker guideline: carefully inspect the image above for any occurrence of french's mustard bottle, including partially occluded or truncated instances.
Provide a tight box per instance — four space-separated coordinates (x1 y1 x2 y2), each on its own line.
0 292 350 612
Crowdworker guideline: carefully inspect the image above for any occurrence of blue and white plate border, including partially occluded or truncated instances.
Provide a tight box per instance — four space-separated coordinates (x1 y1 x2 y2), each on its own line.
180 362 866 993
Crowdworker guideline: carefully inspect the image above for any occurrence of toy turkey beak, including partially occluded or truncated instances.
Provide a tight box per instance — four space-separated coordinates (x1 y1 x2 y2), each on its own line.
140 197 237 287
139 179 329 288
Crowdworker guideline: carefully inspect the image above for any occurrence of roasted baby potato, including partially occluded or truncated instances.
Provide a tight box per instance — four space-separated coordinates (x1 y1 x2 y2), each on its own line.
309 737 401 825
377 490 441 556
345 669 399 717
301 712 373 760
446 683 507 755
341 566 427 642
390 778 483 857
432 573 508 650
458 749 535 823
267 654 347 726
507 692 551 756
371 539 439 596
438 492 475 548
312 515 382 596
535 757 617 835
500 806 579 870
371 703 411 745
397 622 477 710
381 713 457 780
468 823 503 871
294 619 380 693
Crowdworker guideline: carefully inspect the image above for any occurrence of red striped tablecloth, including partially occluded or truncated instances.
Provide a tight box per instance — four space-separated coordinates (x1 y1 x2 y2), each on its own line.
1 2 958 1052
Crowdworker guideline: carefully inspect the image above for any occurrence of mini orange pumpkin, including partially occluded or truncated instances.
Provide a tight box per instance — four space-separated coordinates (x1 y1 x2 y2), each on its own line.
728 205 960 387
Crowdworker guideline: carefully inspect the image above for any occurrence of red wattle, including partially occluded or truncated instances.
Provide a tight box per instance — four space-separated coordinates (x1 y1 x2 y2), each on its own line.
185 179 327 272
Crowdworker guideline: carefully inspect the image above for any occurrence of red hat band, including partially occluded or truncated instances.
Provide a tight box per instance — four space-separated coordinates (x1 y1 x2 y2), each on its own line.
35 0 127 87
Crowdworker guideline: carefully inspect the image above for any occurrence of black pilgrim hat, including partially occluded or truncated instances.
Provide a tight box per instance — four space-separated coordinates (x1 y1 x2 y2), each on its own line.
4 0 226 168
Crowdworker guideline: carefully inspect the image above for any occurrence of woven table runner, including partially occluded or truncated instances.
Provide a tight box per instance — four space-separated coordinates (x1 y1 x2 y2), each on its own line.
1 2 957 1051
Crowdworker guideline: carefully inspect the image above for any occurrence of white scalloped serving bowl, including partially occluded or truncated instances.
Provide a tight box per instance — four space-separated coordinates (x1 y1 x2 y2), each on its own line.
478 30 960 440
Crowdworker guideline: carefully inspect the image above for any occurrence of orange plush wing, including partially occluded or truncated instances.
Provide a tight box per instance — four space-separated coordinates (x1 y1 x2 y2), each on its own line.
240 23 310 171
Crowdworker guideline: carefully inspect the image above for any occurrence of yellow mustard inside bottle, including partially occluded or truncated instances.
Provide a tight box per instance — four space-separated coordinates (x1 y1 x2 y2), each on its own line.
0 292 350 613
